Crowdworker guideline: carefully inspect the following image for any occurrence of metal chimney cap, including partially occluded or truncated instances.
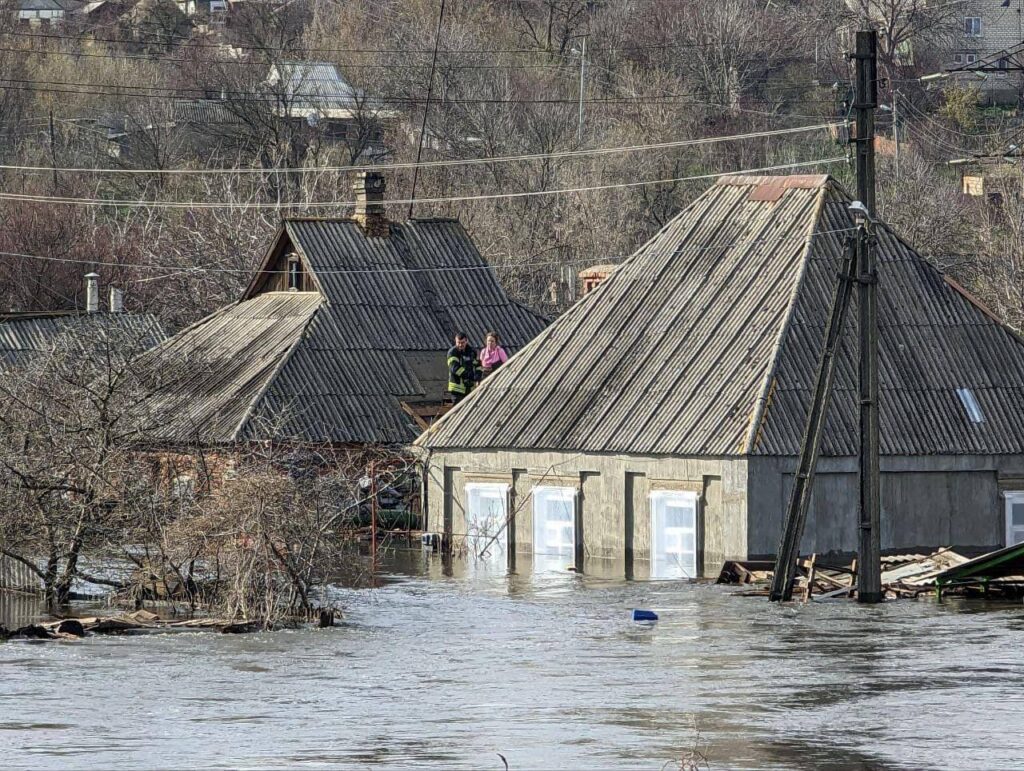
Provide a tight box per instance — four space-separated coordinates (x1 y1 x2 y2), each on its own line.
85 272 100 278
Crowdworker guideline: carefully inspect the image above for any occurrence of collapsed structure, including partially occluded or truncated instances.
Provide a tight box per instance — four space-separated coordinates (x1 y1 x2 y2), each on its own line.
416 174 1024 578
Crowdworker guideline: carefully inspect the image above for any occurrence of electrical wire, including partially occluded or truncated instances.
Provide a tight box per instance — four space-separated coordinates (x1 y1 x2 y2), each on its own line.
1 27 820 57
0 156 849 209
0 122 839 175
0 226 860 277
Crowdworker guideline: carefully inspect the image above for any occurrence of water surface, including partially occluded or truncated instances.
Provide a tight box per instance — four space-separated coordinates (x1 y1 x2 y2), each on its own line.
2 553 1023 770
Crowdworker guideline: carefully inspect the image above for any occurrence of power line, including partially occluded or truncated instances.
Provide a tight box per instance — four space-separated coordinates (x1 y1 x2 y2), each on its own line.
0 75 829 107
0 122 839 175
0 156 848 209
1 27 813 57
0 226 859 277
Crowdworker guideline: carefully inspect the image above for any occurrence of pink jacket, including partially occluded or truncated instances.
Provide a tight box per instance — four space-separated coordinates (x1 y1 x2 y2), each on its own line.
479 345 508 370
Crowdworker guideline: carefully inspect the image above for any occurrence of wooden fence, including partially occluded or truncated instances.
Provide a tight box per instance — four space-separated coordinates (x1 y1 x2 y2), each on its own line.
0 554 42 593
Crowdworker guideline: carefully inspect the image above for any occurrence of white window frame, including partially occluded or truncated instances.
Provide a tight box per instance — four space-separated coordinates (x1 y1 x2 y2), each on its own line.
649 489 699 580
1006 491 1024 547
464 482 509 555
965 17 982 37
965 53 978 64
532 486 576 565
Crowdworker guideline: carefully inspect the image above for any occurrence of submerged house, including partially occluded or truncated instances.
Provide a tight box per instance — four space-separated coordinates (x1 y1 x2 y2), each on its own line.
136 172 546 452
416 174 1024 578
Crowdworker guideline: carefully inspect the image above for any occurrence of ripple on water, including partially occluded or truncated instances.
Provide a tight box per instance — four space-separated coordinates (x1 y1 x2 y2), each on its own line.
1 552 1023 770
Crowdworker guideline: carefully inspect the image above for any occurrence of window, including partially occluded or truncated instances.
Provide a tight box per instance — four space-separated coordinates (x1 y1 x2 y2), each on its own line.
1006 492 1024 547
954 54 963 64
965 54 978 64
533 486 576 570
956 387 985 424
650 490 698 579
464 483 509 557
965 17 982 37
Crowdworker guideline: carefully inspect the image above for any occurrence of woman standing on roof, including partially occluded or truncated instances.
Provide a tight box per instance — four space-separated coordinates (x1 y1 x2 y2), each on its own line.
479 331 508 377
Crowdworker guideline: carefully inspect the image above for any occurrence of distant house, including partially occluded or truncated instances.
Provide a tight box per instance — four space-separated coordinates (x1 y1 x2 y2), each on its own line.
135 171 547 449
264 61 397 155
16 0 82 23
416 174 1024 579
0 274 165 369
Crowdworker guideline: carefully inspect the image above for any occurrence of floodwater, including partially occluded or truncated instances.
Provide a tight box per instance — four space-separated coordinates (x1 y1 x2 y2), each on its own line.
2 553 1024 771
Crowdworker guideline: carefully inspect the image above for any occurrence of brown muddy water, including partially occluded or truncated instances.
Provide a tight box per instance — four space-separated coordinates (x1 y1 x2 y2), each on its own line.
2 552 1024 771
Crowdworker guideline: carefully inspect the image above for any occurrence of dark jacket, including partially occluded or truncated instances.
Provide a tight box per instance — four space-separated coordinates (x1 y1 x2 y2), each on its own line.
447 345 481 395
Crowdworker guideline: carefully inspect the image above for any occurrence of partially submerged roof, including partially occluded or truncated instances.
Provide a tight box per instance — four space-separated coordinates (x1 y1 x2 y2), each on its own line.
418 174 1024 456
138 218 547 446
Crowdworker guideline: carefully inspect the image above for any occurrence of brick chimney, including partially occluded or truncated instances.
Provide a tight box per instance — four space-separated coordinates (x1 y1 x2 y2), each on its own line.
578 264 617 295
353 171 389 237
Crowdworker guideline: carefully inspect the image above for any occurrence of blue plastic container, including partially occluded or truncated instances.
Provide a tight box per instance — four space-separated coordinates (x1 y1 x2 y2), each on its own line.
632 609 659 622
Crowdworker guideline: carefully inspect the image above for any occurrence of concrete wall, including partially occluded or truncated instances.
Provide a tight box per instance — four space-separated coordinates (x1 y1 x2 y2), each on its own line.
422 449 748 577
746 454 1024 558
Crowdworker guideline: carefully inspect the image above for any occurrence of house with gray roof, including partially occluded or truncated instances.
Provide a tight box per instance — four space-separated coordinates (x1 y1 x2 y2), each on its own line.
135 171 547 448
415 174 1024 579
1 275 165 369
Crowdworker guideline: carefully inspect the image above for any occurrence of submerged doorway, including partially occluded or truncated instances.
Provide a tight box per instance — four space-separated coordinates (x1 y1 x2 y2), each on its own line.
532 486 576 572
650 490 698 579
464 483 509 560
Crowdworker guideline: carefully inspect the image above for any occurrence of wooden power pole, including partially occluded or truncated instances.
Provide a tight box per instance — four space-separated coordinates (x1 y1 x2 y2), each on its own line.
770 29 881 603
853 29 882 603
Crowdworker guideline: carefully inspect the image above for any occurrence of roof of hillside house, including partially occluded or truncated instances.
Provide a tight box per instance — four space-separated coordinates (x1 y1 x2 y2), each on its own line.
418 174 1024 457
0 311 166 368
136 217 548 446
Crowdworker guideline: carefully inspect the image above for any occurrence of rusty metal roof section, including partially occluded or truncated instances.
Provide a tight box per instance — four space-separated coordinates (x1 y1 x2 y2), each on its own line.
138 218 547 446
418 174 1024 457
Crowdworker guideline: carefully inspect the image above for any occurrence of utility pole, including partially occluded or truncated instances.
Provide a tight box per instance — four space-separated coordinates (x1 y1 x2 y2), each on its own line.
892 89 899 182
770 28 881 603
48 109 58 191
852 29 882 604
407 0 446 219
577 35 587 145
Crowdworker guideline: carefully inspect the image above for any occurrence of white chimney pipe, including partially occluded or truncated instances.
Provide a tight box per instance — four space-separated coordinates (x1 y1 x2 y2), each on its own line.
85 273 100 313
109 287 124 313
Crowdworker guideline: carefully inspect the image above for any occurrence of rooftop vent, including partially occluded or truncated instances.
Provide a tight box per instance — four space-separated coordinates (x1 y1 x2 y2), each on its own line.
353 171 389 237
85 272 100 314
956 387 985 424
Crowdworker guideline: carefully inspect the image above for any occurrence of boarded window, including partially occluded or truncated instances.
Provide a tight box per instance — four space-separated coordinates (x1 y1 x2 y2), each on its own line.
1007 492 1024 547
464 483 508 557
650 490 698 579
532 486 576 570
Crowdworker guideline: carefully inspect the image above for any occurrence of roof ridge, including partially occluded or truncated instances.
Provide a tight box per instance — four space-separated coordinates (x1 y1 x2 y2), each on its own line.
743 184 830 454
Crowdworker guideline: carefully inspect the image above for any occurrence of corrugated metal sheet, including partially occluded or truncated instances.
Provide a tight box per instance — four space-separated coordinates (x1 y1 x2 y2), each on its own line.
418 175 1024 458
140 218 548 445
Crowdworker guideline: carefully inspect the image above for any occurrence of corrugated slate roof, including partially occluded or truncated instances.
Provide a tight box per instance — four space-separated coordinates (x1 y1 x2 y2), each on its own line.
418 175 1024 457
139 218 548 445
0 311 165 368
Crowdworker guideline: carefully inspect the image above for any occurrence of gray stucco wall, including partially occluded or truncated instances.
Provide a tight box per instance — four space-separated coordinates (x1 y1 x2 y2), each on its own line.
420 449 748 577
746 454 1024 558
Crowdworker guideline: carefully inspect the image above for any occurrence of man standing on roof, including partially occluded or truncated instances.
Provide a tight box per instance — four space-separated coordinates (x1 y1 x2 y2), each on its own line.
447 332 481 404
